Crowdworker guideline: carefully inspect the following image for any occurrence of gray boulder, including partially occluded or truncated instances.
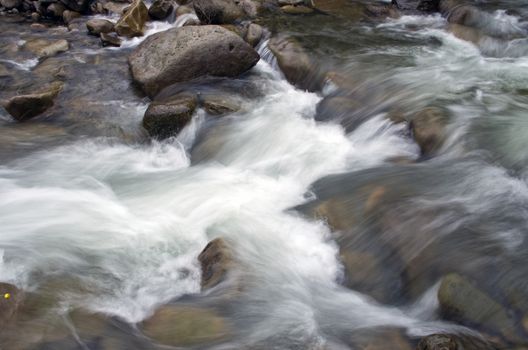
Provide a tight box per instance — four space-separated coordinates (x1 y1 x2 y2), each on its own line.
129 25 259 97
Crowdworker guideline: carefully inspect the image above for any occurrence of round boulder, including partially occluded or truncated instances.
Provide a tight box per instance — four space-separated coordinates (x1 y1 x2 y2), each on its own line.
128 25 260 97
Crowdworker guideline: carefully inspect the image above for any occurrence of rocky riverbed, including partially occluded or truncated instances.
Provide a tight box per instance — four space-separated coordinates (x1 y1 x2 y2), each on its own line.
1 0 528 349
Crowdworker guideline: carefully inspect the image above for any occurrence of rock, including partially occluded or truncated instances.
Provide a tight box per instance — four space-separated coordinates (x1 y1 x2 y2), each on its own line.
114 0 148 37
277 0 303 5
143 93 197 139
31 11 40 21
142 305 230 347
202 95 241 115
410 106 449 157
86 18 114 35
416 333 496 350
62 9 80 23
281 4 313 14
438 273 522 343
198 238 235 290
416 0 438 12
129 25 259 97
100 32 122 46
268 35 320 91
175 4 192 16
148 0 173 20
2 82 63 121
24 38 69 57
47 2 66 18
0 283 22 328
350 327 413 350
59 0 92 13
0 0 21 9
244 22 262 47
193 0 244 24
103 1 128 14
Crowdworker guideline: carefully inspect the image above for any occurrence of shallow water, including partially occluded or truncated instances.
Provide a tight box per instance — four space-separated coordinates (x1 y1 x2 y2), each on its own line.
1 0 528 349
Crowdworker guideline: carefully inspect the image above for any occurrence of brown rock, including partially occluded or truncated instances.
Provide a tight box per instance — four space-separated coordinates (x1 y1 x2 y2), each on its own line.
86 18 115 35
2 82 63 121
410 106 449 156
142 305 230 347
280 5 313 14
47 2 66 18
198 238 235 290
100 32 122 47
62 9 80 23
143 93 198 139
114 0 148 37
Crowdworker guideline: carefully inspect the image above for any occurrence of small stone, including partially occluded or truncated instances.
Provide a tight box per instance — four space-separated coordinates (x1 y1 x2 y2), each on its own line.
198 238 234 290
2 82 63 121
100 32 122 47
86 18 114 35
30 11 40 21
244 22 262 47
47 2 66 18
62 10 80 23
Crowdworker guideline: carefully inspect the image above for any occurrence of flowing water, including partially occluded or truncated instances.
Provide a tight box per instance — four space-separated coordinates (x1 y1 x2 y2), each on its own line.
1 0 528 349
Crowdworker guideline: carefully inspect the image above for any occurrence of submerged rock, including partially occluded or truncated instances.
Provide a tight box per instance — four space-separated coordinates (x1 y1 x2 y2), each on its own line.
0 283 22 328
193 0 244 24
86 18 114 35
148 0 174 20
438 273 523 343
2 82 63 121
416 333 496 350
198 238 235 290
143 93 197 139
142 305 230 347
114 0 148 37
129 25 259 97
410 106 449 157
24 38 69 58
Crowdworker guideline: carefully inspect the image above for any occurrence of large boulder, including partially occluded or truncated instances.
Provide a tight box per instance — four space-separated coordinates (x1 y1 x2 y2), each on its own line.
142 93 198 139
114 0 148 37
148 0 174 20
2 82 63 121
193 0 244 24
438 273 524 344
129 25 259 97
86 18 114 35
142 305 231 347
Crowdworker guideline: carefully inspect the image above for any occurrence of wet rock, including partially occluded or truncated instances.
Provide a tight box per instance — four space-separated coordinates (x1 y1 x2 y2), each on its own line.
142 305 231 347
129 25 259 97
175 4 192 16
47 2 66 18
365 3 400 20
268 35 320 91
0 0 21 9
100 32 122 46
416 0 438 12
198 238 235 290
143 93 198 139
148 0 173 19
410 106 449 157
114 0 148 37
193 0 244 24
62 9 80 23
103 1 128 14
281 4 313 14
86 18 114 35
59 0 92 13
244 22 262 47
202 95 241 115
24 38 69 58
2 82 63 121
438 273 522 343
416 333 496 350
0 283 22 328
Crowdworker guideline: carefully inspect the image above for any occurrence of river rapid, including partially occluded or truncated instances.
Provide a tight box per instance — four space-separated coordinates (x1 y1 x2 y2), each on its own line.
1 0 528 349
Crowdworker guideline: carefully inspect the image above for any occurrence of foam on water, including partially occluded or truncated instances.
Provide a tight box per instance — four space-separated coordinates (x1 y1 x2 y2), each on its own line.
0 59 422 333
